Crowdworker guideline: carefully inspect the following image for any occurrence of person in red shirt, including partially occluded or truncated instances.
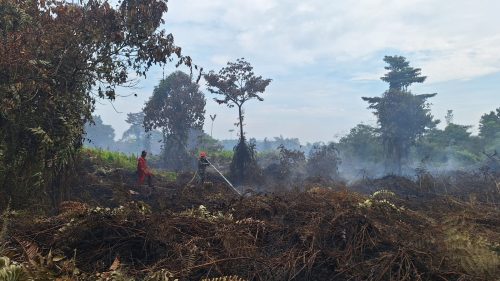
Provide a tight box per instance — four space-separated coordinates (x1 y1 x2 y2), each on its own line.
137 150 153 187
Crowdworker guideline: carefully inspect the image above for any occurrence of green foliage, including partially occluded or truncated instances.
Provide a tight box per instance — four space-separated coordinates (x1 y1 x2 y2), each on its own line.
196 132 224 154
479 107 500 146
153 170 177 182
205 59 270 183
306 143 341 180
276 144 306 183
205 58 271 142
442 123 473 146
82 147 137 171
381 55 426 91
0 0 191 210
229 139 261 184
144 71 206 172
338 124 383 163
414 118 483 168
214 150 234 160
363 56 437 174
82 147 177 181
443 218 500 279
0 257 26 281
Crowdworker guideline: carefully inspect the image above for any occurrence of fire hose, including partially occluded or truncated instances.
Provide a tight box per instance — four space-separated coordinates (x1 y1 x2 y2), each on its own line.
205 158 241 196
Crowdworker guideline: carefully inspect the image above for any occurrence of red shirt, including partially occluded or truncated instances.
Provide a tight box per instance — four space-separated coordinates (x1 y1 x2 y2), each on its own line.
137 156 151 184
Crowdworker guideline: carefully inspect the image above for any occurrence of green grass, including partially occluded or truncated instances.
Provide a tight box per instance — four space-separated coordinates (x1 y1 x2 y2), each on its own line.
210 150 234 159
81 147 177 181
82 147 137 171
153 170 177 182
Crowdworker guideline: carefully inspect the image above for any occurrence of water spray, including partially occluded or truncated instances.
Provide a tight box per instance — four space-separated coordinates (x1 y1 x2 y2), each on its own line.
205 158 241 196
179 142 241 196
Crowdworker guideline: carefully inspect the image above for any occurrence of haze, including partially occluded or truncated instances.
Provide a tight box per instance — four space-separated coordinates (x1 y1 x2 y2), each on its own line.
95 0 500 142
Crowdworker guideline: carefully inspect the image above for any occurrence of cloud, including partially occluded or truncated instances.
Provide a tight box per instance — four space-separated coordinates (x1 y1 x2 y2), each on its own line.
167 0 500 82
94 0 500 143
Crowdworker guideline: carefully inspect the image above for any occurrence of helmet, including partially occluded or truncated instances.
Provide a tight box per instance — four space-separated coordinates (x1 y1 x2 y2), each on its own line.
200 151 207 158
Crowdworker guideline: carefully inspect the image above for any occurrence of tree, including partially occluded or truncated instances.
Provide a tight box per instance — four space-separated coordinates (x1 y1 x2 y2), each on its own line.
122 112 151 153
479 108 500 141
277 144 307 183
209 114 217 138
338 124 383 163
445 110 454 126
306 143 341 181
0 0 191 209
143 71 205 171
84 115 115 149
205 58 271 183
414 110 486 167
381 55 426 91
205 58 272 142
363 56 438 174
442 123 472 146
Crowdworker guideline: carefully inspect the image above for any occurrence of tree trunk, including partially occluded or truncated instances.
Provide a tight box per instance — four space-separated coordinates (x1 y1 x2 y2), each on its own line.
396 150 402 175
238 105 244 142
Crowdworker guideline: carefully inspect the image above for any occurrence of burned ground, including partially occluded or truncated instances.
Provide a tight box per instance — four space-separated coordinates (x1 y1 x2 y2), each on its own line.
0 154 499 281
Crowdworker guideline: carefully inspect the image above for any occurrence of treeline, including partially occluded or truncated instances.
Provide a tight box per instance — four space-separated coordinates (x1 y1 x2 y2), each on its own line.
85 115 222 165
338 109 500 179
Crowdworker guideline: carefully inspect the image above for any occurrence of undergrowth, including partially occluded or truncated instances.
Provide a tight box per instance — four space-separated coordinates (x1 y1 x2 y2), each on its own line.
82 147 137 171
81 148 176 181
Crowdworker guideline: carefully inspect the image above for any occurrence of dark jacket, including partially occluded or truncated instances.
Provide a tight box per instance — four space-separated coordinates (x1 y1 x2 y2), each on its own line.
198 157 210 171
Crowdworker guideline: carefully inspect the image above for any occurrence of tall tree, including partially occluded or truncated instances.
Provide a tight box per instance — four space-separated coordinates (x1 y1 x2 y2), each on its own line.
205 58 272 142
0 0 191 209
84 115 115 149
363 56 437 174
143 71 205 171
479 108 500 141
205 58 271 183
381 55 426 91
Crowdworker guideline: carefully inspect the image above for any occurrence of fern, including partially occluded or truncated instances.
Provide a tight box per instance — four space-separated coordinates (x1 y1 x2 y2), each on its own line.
17 240 39 263
144 269 178 281
443 217 500 279
0 257 27 281
184 245 198 276
200 276 247 281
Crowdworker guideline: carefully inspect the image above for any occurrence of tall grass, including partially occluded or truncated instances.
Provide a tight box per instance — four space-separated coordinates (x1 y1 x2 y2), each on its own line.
81 147 177 181
82 147 137 171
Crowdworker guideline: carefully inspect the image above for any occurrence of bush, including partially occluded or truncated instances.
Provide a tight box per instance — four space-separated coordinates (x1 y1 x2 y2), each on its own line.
229 139 261 185
306 143 341 181
82 147 137 171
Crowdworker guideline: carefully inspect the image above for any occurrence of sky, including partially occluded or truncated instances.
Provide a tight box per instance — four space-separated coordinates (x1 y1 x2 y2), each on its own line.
95 0 500 143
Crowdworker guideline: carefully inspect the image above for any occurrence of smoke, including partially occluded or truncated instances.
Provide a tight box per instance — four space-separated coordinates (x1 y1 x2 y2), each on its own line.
338 144 488 184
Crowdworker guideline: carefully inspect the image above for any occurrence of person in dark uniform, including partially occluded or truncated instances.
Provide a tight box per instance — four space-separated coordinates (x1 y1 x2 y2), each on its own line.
198 151 210 185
